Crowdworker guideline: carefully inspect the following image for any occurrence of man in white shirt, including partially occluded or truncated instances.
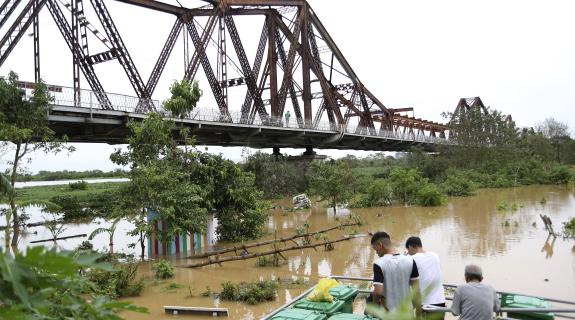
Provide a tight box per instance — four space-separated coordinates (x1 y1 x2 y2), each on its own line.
371 231 421 316
406 236 446 319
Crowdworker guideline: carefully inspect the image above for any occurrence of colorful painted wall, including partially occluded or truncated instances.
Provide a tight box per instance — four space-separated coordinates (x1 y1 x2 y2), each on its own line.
147 209 217 256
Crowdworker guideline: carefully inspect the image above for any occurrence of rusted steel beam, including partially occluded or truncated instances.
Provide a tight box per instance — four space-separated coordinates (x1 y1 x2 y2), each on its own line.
226 0 304 6
224 14 269 122
184 13 218 82
145 18 182 96
300 8 312 128
186 18 229 116
241 18 268 122
268 16 279 119
276 10 302 121
189 8 274 16
113 0 185 15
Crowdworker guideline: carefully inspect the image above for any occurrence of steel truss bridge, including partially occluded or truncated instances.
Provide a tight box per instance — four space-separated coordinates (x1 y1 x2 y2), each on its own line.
0 0 449 151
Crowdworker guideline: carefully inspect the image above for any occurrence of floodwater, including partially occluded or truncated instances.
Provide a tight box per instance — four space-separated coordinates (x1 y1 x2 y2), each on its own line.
124 185 575 320
2 184 575 319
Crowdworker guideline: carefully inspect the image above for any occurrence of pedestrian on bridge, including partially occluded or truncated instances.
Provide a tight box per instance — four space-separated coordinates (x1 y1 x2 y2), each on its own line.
284 110 291 127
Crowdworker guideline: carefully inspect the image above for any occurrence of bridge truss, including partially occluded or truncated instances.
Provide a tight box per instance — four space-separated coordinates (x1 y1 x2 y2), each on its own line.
0 0 447 139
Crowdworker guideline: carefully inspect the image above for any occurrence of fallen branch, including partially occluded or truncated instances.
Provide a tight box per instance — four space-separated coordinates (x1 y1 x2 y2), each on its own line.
183 235 361 268
186 221 360 259
30 233 87 244
0 219 64 231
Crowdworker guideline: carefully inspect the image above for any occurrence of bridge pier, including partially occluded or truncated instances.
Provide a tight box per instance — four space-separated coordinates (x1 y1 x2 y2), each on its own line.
303 146 316 156
272 147 282 157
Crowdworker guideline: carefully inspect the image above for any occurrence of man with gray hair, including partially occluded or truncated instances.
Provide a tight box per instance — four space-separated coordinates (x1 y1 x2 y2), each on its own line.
451 264 500 320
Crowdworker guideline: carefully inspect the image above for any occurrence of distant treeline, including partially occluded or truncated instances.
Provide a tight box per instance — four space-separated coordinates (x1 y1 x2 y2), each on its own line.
15 169 128 182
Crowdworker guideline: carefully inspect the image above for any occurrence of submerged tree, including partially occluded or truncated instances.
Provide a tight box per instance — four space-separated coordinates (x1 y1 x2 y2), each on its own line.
111 107 268 249
0 71 73 248
307 160 354 213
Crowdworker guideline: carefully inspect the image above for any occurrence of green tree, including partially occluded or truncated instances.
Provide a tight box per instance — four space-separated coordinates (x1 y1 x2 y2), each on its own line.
307 160 353 212
163 79 201 119
388 168 426 205
242 151 306 198
0 71 73 248
0 246 146 319
111 112 268 246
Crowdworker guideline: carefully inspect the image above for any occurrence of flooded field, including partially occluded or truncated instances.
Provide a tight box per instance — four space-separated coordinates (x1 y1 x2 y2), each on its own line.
3 184 575 319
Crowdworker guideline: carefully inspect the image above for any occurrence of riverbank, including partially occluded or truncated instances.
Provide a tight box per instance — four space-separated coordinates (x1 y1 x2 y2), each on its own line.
16 181 126 202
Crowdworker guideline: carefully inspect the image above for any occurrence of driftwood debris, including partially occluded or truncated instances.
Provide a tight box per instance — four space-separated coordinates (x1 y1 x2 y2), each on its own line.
29 233 87 244
186 221 360 260
540 214 556 236
184 235 362 268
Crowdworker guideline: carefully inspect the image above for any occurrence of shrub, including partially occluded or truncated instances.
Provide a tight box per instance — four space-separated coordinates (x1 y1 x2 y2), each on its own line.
563 217 575 239
153 259 174 279
68 180 88 190
219 280 277 305
547 165 573 184
442 173 476 196
366 180 393 206
87 259 145 298
416 184 445 207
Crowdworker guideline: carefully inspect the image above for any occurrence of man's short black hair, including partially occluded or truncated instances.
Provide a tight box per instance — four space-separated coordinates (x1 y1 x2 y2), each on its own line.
405 236 423 249
371 231 390 245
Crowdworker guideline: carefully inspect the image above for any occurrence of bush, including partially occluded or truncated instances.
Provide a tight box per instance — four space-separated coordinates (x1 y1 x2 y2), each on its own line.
220 280 277 305
366 179 393 206
87 259 145 298
68 180 88 190
563 217 575 239
547 165 573 184
442 173 476 196
416 184 445 207
153 259 174 279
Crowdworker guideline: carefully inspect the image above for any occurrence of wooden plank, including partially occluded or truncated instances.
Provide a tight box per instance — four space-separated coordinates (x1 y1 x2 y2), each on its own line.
164 306 228 316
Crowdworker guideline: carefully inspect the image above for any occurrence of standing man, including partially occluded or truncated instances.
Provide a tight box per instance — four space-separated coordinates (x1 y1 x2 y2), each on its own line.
371 231 421 315
451 264 500 320
284 110 291 127
406 236 446 319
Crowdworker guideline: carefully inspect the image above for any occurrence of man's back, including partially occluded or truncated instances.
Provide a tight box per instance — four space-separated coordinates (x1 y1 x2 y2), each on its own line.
412 252 445 305
374 254 418 310
452 282 500 320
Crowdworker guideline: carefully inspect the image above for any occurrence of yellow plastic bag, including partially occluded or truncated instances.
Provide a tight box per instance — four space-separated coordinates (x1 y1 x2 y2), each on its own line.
307 278 340 302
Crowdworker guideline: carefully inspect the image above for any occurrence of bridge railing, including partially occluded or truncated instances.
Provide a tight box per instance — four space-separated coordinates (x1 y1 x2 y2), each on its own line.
19 83 451 145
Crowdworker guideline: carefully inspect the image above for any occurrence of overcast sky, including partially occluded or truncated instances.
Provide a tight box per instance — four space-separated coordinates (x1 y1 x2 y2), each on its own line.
1 0 574 173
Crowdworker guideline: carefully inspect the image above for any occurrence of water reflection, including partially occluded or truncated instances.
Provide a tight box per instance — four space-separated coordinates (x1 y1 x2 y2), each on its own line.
541 234 557 259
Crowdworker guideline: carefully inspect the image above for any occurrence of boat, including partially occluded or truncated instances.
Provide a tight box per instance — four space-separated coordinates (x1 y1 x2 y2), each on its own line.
261 275 575 320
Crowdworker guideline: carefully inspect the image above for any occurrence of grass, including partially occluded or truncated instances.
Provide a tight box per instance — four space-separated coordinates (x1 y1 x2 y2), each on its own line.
13 182 125 203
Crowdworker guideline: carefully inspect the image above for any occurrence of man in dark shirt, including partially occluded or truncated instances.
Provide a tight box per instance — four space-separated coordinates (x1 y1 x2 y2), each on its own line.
371 231 421 315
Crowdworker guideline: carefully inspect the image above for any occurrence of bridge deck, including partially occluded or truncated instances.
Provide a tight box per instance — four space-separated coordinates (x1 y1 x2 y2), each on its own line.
49 104 450 151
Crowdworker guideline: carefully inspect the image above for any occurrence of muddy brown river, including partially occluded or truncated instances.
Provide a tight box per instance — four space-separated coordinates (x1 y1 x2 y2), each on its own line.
115 185 575 319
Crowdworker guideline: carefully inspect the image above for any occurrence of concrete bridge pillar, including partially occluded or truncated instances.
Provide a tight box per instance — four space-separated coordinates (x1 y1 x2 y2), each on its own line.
272 147 281 156
303 146 316 156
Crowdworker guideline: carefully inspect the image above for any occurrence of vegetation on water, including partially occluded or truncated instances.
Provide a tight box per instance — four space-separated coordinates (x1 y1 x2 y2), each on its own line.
0 246 146 319
307 160 354 212
219 280 278 305
69 180 89 190
563 217 575 240
87 258 145 299
14 169 128 182
153 259 175 279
